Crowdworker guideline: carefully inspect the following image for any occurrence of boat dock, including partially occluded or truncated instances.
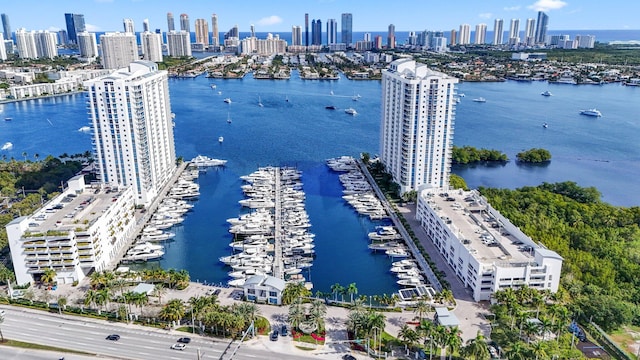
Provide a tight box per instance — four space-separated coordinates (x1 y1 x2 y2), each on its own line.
272 168 283 279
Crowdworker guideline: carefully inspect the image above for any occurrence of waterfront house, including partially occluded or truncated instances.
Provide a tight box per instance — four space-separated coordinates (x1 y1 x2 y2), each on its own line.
243 274 286 305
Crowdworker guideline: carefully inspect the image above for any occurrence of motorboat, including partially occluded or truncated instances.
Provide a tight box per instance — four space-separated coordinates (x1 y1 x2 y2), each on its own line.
191 155 227 167
325 105 336 110
345 108 357 115
140 230 176 242
124 242 165 262
543 123 548 128
541 91 552 96
218 136 224 143
210 84 217 89
78 126 91 132
228 278 246 287
386 247 410 258
223 98 232 104
258 96 264 107
4 117 12 121
397 277 426 287
580 109 602 117
352 94 361 101
1 142 13 150
368 241 401 251
472 97 486 103
368 226 401 241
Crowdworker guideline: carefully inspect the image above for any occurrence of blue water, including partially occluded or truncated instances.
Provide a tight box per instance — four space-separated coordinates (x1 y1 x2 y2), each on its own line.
1 74 639 295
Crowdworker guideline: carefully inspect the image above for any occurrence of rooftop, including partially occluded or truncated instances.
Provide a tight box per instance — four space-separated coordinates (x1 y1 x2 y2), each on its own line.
424 189 538 265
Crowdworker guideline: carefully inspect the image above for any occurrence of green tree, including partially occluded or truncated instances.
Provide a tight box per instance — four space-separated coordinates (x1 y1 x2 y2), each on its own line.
463 331 490 360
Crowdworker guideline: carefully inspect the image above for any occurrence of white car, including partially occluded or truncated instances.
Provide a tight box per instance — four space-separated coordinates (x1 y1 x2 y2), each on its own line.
170 343 186 351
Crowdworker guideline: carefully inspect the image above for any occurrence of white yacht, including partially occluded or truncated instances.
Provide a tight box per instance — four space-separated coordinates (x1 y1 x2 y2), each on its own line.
580 109 602 117
1 142 13 150
140 229 176 242
472 97 486 103
223 98 232 104
541 91 552 97
191 155 227 167
345 108 358 115
124 242 165 261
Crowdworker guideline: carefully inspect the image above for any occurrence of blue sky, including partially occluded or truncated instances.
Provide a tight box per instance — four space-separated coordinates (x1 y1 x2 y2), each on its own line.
3 0 638 33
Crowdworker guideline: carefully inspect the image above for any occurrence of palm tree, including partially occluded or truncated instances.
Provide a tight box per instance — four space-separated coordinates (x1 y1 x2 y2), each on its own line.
308 299 327 333
398 324 418 348
463 331 490 360
346 283 358 303
288 297 306 335
281 282 310 305
330 283 343 302
84 289 98 309
417 319 435 356
0 311 4 342
158 299 186 325
505 342 528 360
57 296 67 315
414 299 431 322
529 341 548 360
40 268 56 287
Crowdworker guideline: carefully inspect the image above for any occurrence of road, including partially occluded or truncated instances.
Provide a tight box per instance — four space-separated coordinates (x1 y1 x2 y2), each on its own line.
0 306 339 360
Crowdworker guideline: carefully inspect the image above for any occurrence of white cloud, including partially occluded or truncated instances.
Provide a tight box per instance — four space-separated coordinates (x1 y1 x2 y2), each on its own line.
504 6 521 11
479 13 493 19
528 0 568 12
47 26 61 32
85 23 101 32
256 15 283 26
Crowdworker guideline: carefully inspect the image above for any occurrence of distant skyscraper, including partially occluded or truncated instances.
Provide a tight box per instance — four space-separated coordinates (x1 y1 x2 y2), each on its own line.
450 29 457 46
1 14 11 42
77 31 98 60
180 14 190 33
493 19 504 45
458 24 470 45
167 12 175 32
142 19 150 33
508 19 520 44
381 59 458 192
292 26 302 46
311 19 322 45
524 18 535 45
34 31 57 59
141 32 163 62
326 19 337 45
364 32 371 42
387 24 395 48
195 19 209 45
305 13 309 47
100 32 138 69
0 34 6 60
15 29 37 59
123 18 135 34
58 30 68 46
475 24 487 44
65 13 85 44
576 34 595 48
535 11 548 44
341 13 352 47
85 61 176 206
250 24 255 38
166 31 191 57
211 14 219 46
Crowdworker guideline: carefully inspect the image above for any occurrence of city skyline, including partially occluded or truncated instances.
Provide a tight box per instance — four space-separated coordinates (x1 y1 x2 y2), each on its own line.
2 0 639 34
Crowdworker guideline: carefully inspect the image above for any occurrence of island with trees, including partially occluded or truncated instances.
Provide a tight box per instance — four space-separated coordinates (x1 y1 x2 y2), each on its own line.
516 148 551 163
451 146 508 164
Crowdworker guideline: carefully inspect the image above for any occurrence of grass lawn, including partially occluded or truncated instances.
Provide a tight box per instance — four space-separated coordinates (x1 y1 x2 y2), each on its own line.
0 339 95 355
608 325 640 355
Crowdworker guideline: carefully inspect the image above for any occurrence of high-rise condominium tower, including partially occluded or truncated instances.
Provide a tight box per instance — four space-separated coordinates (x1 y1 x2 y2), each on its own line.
524 18 535 46
381 59 458 192
493 19 504 45
292 26 302 46
475 23 487 44
167 12 175 32
99 32 138 69
65 13 85 44
0 34 7 60
142 19 150 33
1 14 11 42
141 31 163 62
85 61 176 206
458 24 470 44
123 18 135 34
535 11 548 44
166 31 191 57
15 29 37 59
305 13 309 47
311 19 322 45
77 31 98 59
341 13 352 47
180 14 190 33
211 14 219 46
387 24 395 48
326 19 337 45
509 19 520 44
195 19 209 45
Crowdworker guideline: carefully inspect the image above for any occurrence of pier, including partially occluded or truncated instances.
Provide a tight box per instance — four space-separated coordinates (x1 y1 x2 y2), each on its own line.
272 168 283 279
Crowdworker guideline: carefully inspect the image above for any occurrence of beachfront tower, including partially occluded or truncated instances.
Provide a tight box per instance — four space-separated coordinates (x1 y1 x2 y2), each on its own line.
180 13 190 33
167 12 175 32
380 59 458 193
211 14 219 47
1 13 11 42
99 32 138 69
341 13 352 47
535 11 548 44
493 19 504 44
85 61 177 206
64 13 85 44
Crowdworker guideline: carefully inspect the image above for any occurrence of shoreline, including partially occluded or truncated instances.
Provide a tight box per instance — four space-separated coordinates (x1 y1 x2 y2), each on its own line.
0 90 83 105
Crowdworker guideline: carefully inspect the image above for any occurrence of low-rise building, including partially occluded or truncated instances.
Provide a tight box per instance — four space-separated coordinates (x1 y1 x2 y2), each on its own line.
243 274 286 305
6 175 137 285
416 188 562 301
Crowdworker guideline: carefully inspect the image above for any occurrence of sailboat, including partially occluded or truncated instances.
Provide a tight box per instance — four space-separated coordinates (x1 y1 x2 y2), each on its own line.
258 96 264 107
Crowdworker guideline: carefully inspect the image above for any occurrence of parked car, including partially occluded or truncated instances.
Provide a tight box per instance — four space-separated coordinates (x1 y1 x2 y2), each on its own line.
105 334 120 341
177 337 191 343
270 330 279 341
280 325 288 337
171 343 186 350
342 355 357 360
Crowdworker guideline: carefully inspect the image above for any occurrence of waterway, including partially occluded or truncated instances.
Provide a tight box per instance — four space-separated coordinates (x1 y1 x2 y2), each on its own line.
0 73 638 296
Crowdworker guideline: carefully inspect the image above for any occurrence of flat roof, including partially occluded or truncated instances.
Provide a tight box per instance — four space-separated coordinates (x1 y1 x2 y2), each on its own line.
426 190 534 264
23 185 126 236
435 307 460 327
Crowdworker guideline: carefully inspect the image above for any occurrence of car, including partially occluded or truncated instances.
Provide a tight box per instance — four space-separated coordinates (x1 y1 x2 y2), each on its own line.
170 343 186 350
280 325 288 337
177 337 191 344
105 334 120 341
342 355 357 360
270 330 279 341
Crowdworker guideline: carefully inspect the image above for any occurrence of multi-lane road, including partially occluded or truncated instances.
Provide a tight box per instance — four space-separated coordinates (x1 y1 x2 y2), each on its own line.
0 306 322 360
